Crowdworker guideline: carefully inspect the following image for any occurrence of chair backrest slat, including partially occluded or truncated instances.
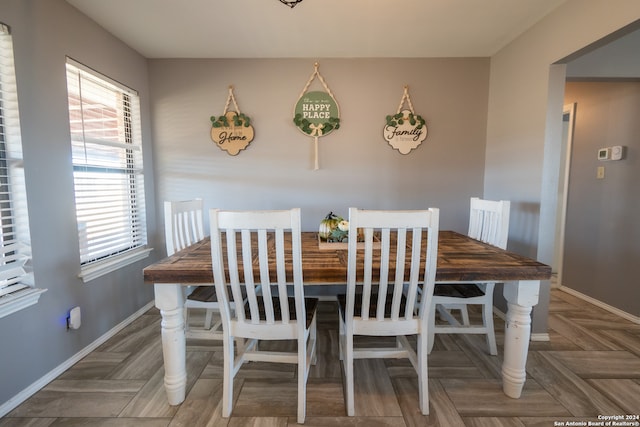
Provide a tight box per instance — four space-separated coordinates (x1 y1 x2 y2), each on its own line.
224 229 246 323
390 228 407 321
274 228 290 322
404 227 423 318
255 229 274 323
164 199 205 255
347 208 439 324
211 208 303 330
241 229 262 324
468 197 510 249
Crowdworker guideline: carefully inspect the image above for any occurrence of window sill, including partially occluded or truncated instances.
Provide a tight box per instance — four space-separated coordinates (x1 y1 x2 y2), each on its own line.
0 287 47 319
79 247 153 283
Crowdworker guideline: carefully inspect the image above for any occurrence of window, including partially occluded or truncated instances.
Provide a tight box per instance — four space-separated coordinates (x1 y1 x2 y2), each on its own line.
0 23 45 318
65 59 150 282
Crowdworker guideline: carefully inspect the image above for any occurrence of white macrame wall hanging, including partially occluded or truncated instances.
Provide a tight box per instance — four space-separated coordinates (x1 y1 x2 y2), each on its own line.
293 63 340 170
210 85 255 156
383 85 427 155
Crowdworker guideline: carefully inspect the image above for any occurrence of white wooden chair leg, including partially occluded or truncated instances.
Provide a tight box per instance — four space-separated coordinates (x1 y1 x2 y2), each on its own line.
222 334 235 418
460 306 471 325
344 331 355 416
428 301 436 354
418 333 429 415
204 309 213 330
298 335 307 424
311 317 318 365
338 313 345 361
484 303 498 355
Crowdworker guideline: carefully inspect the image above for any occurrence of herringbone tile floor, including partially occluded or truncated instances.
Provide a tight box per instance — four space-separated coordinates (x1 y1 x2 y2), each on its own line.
2 287 639 426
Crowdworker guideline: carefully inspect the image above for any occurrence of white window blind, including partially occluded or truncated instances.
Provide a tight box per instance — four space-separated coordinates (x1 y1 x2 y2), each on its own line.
0 22 44 318
66 59 149 280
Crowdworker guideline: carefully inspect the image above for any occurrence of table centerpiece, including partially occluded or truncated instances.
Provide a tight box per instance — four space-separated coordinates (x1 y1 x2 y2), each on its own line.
317 212 378 250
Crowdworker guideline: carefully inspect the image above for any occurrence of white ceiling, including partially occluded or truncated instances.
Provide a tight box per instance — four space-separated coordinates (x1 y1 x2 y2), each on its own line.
66 0 567 59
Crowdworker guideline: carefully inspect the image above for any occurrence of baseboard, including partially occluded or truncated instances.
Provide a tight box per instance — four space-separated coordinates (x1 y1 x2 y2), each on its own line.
558 285 640 324
0 300 155 417
530 333 550 342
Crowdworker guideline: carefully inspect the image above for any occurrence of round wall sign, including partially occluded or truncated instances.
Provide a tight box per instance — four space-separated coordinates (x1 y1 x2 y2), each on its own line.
293 91 340 137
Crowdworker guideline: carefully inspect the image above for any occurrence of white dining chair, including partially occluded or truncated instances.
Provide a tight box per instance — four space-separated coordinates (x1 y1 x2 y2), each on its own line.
338 207 439 416
209 208 318 424
429 197 510 355
164 199 223 340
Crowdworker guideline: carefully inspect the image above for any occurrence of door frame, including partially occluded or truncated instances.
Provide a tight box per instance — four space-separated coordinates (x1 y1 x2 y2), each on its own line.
554 102 576 286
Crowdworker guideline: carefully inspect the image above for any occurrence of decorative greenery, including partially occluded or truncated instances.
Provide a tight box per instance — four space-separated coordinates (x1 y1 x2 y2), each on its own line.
385 112 425 129
293 114 340 135
329 226 349 243
210 112 251 128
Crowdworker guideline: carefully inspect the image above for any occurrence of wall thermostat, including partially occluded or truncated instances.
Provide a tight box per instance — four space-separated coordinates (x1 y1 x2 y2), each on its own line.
610 145 625 160
597 148 610 160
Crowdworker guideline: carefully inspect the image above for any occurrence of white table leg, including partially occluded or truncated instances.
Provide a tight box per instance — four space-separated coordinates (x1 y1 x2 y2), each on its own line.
154 283 187 405
502 280 540 398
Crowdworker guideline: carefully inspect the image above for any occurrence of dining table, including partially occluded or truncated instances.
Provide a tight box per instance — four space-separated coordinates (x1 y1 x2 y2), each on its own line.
143 230 551 406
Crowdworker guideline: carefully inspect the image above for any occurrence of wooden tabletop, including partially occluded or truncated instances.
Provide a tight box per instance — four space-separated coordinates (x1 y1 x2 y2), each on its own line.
144 231 551 285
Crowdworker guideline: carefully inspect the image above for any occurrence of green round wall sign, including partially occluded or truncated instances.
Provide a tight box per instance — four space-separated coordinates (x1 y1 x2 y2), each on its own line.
293 91 340 137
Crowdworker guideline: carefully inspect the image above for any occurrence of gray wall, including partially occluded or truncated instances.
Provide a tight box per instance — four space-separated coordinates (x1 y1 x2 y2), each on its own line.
149 58 490 238
0 0 158 406
483 0 640 333
562 81 640 317
567 28 640 78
